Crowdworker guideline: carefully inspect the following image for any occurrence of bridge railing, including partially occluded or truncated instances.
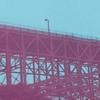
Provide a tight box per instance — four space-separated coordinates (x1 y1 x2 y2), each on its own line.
0 22 100 42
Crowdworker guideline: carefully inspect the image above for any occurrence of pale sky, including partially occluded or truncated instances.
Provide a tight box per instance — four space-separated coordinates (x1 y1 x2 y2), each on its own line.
0 0 100 38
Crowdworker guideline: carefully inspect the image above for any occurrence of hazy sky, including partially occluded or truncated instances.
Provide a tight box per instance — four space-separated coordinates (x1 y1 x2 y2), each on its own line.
0 0 100 38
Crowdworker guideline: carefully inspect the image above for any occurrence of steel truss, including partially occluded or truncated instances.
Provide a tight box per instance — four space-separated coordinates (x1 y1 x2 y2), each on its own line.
0 25 100 100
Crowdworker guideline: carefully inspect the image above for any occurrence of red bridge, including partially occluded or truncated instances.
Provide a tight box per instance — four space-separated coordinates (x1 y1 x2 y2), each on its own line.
0 25 100 100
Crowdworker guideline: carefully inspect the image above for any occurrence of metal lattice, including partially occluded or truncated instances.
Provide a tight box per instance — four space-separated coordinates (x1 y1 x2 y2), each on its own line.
0 25 100 100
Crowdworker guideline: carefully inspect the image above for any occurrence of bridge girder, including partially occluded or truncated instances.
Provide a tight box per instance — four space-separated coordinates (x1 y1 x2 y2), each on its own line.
0 25 100 100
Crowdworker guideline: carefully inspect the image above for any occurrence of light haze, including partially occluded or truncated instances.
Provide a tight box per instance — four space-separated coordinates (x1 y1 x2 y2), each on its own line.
0 0 100 38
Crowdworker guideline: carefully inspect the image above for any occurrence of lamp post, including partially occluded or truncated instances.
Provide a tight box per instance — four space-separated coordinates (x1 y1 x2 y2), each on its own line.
44 19 50 33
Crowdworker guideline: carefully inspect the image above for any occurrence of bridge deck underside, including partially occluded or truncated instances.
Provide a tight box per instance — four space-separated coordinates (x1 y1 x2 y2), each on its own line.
0 26 100 100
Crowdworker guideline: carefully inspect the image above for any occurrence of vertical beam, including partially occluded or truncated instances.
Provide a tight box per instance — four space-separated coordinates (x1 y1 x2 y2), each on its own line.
64 36 68 79
33 57 36 83
64 61 70 80
97 63 100 87
45 59 48 80
51 60 54 78
20 29 26 85
89 64 95 100
6 53 11 85
50 32 54 79
57 61 60 79
37 33 40 82
20 55 23 84
6 32 11 85
76 62 82 98
38 59 41 81
20 54 26 84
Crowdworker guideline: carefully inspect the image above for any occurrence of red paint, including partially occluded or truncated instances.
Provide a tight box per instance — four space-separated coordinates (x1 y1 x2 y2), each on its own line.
0 25 100 100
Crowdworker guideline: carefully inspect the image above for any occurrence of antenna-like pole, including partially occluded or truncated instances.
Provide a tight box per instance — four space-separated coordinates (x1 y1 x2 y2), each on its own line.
44 19 50 33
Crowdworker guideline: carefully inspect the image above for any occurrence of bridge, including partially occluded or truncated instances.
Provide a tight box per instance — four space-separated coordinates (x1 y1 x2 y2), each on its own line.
0 25 100 100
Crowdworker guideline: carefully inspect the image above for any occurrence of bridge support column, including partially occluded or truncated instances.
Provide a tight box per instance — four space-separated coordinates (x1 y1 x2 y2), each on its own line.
6 53 11 85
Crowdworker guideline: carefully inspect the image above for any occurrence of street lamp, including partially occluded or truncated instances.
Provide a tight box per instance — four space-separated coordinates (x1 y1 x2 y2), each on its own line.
44 19 50 33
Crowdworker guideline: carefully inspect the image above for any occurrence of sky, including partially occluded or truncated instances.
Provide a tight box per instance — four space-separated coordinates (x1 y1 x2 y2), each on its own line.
0 0 100 39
